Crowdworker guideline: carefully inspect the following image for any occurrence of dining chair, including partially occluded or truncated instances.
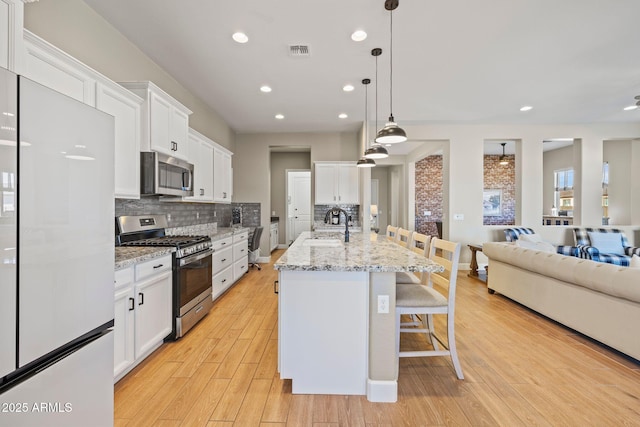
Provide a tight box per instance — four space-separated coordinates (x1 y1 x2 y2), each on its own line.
395 237 464 380
396 228 413 248
386 225 399 241
396 232 430 285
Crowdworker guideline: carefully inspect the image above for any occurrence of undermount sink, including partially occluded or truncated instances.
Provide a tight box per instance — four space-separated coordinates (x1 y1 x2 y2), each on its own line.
302 239 343 247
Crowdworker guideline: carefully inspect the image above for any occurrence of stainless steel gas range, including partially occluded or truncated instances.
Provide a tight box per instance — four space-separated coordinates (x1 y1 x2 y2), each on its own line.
116 215 213 339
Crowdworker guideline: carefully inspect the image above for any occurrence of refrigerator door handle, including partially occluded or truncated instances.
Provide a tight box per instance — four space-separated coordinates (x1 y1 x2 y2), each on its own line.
138 292 144 306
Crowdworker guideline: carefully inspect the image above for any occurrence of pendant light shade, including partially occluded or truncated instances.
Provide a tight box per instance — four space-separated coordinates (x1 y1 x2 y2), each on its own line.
376 1 407 144
357 78 376 168
365 48 389 159
356 157 376 167
499 142 509 165
364 144 389 159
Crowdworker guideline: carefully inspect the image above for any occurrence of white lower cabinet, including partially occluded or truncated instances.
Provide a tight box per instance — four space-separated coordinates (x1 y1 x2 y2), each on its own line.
113 268 135 380
233 231 249 282
270 222 279 252
211 231 249 300
113 254 172 382
212 236 233 300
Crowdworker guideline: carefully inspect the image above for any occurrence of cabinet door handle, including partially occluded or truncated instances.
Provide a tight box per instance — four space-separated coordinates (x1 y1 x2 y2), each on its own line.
129 297 135 311
221 258 227 262
221 278 227 283
274 280 279 294
153 264 163 269
138 292 144 305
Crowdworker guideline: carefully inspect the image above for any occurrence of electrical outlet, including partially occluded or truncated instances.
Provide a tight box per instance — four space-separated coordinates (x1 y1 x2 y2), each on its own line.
453 213 464 220
214 211 217 217
377 295 389 314
424 210 431 216
196 212 200 219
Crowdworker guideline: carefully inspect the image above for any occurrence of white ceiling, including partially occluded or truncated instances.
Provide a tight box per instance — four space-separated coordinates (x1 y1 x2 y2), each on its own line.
84 0 640 139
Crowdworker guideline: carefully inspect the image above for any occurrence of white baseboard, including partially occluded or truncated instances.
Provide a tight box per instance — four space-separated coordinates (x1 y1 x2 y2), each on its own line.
277 243 289 249
366 379 397 403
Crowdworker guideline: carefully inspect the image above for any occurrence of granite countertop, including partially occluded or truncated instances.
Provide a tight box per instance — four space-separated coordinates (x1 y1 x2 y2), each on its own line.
115 246 174 270
274 231 444 273
209 226 251 241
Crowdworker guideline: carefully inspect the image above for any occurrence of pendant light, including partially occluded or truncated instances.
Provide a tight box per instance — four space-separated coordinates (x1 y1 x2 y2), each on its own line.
499 142 509 165
357 78 376 168
365 48 389 159
375 0 407 144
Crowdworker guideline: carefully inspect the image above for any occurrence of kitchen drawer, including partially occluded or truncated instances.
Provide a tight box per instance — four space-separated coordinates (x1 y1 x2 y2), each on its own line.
233 242 248 259
115 266 134 290
212 265 233 299
212 236 233 251
233 257 248 282
233 231 249 244
212 246 233 273
134 254 172 281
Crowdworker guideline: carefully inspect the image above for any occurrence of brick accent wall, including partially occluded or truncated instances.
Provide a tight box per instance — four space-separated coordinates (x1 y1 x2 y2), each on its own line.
483 155 515 225
415 155 443 238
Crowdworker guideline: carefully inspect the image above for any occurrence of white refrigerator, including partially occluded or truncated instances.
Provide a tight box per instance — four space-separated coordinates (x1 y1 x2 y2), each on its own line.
0 67 115 426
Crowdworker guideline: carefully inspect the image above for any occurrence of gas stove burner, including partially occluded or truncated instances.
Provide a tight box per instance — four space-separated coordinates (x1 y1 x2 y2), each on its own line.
122 235 209 248
116 215 213 259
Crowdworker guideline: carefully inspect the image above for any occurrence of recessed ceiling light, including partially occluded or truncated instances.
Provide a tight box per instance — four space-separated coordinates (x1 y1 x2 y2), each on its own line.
260 85 272 93
623 105 638 111
338 113 348 119
351 30 367 42
275 114 284 120
385 144 392 147
343 84 355 92
232 32 248 43
520 105 533 112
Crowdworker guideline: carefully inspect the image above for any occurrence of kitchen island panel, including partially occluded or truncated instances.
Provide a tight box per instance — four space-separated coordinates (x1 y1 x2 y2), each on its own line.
279 270 368 395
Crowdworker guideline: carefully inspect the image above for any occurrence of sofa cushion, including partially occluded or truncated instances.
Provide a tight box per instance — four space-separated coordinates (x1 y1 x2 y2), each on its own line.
519 233 543 243
516 239 555 253
587 231 625 255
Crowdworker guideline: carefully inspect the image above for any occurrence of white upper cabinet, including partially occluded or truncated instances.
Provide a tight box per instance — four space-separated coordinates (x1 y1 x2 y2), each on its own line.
1 0 24 72
22 30 96 104
185 128 214 203
213 146 232 203
315 162 359 205
21 30 144 199
119 81 192 161
96 81 143 199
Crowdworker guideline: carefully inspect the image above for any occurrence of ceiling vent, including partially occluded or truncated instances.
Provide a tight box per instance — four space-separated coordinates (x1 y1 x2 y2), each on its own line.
289 45 310 57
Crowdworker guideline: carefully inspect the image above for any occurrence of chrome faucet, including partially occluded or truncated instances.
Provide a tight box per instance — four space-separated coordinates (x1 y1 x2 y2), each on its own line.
326 207 349 242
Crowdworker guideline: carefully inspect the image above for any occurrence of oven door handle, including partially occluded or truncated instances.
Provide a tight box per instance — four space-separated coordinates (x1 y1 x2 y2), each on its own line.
179 249 214 266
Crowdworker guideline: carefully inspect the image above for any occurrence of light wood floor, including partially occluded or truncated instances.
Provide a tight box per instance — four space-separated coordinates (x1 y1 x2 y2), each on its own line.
115 249 640 426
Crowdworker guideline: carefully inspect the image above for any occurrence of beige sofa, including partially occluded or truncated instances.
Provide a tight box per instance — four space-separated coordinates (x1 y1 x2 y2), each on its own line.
482 242 640 361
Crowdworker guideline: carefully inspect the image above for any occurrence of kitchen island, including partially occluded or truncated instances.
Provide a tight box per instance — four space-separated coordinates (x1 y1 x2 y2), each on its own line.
274 231 444 402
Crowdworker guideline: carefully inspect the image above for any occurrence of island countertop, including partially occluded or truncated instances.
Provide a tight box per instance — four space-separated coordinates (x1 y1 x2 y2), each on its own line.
274 231 444 273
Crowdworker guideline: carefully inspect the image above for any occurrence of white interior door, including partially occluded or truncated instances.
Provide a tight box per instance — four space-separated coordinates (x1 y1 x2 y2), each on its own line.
287 171 311 243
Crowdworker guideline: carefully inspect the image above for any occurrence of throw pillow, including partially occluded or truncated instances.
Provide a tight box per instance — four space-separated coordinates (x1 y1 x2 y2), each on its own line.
516 239 556 253
587 231 625 255
519 233 543 243
630 255 640 268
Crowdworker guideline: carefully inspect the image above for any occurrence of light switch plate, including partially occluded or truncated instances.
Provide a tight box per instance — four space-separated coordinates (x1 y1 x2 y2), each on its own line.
453 213 464 220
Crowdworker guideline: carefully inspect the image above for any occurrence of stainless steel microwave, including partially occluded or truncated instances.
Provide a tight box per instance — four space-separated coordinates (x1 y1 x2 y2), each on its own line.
140 152 194 197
